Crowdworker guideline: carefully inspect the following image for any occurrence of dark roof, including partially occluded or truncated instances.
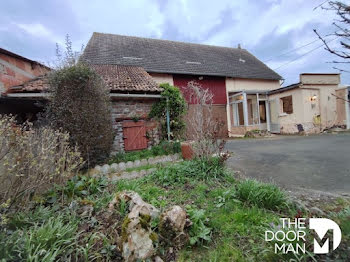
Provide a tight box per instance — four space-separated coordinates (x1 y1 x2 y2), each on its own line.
7 65 161 93
268 83 300 95
92 65 162 92
81 32 282 81
0 47 50 69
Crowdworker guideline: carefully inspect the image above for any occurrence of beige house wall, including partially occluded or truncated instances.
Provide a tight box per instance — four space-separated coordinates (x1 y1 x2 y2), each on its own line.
300 74 340 85
149 73 174 85
225 78 280 92
335 88 346 126
269 89 308 133
269 83 340 134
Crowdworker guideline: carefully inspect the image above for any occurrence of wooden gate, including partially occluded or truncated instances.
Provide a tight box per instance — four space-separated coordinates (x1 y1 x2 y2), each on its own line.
123 121 148 151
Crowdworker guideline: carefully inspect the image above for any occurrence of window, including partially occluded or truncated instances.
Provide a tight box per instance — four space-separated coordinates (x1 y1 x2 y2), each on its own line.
281 95 293 114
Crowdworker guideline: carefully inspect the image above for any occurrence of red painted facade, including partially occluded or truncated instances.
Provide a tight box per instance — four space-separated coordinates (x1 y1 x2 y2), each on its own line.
173 74 227 104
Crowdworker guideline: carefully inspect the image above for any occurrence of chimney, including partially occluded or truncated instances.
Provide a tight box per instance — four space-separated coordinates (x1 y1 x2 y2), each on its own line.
238 44 241 49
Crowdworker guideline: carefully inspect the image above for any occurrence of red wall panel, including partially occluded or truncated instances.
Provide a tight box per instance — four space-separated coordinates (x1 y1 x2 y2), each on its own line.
173 74 227 104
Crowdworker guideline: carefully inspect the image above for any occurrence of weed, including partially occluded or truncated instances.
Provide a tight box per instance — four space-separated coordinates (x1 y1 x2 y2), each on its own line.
186 205 212 246
236 179 288 211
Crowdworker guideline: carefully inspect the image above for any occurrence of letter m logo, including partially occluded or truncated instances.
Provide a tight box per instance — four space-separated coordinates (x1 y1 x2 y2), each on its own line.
309 218 342 254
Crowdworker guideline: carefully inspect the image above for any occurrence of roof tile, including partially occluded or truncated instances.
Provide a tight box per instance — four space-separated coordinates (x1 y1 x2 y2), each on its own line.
81 32 282 80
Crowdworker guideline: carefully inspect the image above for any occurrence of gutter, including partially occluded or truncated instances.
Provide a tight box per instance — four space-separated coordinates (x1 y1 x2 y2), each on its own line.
6 93 162 99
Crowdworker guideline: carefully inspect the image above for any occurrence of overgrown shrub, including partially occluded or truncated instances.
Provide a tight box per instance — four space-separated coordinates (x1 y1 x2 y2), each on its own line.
185 81 226 158
47 63 114 167
0 115 82 209
149 83 187 140
236 179 288 211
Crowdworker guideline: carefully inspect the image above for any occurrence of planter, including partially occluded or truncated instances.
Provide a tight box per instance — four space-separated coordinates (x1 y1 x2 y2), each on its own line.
181 141 194 160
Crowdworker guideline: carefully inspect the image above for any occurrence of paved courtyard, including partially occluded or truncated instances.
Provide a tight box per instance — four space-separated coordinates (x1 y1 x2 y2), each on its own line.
225 133 350 195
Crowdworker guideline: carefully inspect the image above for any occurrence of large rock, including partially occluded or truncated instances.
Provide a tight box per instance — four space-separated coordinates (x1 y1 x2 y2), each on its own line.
159 205 189 248
113 191 159 261
122 217 155 261
113 191 160 218
161 205 187 232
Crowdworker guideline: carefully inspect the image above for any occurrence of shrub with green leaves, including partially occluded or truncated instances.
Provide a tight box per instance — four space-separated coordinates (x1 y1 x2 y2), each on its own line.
149 83 187 139
236 179 288 211
186 205 212 245
47 63 114 167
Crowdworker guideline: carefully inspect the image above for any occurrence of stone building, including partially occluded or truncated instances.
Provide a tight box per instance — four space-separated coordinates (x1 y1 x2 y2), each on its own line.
3 65 162 153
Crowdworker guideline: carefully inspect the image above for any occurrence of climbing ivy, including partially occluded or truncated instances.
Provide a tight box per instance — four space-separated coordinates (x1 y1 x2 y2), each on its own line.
149 83 187 140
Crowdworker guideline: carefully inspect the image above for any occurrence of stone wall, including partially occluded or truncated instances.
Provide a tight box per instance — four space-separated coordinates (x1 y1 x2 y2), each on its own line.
111 97 160 153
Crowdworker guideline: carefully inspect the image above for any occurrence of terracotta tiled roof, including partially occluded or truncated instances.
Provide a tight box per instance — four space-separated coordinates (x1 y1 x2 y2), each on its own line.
7 74 50 93
81 32 282 80
7 65 161 93
92 65 162 92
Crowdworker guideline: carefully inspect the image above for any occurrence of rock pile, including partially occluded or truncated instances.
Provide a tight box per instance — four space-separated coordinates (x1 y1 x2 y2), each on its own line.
109 191 189 262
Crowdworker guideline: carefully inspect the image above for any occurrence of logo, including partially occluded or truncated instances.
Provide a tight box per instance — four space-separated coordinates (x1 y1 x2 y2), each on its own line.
309 218 342 254
265 218 342 255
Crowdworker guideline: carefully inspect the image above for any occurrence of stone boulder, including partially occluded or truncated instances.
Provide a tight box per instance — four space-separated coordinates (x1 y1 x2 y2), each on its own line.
161 205 187 232
110 191 160 218
109 191 159 261
159 205 189 247
122 216 155 261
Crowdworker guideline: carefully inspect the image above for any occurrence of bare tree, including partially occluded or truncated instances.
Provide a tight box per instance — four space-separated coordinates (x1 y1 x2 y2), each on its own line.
53 34 84 69
186 81 226 158
314 1 350 72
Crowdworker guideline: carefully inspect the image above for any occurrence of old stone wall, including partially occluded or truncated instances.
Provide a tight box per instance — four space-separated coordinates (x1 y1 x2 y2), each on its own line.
111 97 160 153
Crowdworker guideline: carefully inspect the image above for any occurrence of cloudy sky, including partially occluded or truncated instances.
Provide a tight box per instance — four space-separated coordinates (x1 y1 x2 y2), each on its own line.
0 0 349 85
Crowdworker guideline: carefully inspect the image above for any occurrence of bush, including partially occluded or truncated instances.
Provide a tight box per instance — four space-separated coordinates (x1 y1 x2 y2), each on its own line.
149 83 187 140
235 179 288 211
108 140 181 164
47 63 114 167
0 115 82 209
185 81 226 158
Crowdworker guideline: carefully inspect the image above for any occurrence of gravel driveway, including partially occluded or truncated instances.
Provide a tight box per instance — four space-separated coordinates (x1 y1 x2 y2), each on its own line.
225 133 350 195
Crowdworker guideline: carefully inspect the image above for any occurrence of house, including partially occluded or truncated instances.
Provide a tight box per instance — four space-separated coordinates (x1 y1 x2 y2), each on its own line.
81 32 283 137
3 34 348 153
268 73 345 134
0 48 50 120
4 65 162 153
0 48 49 94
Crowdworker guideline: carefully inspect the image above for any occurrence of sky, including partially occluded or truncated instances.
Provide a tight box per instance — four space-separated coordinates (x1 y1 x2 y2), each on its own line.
0 0 349 86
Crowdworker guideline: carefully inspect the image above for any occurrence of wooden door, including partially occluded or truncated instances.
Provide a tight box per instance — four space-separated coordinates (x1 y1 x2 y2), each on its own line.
123 121 148 151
